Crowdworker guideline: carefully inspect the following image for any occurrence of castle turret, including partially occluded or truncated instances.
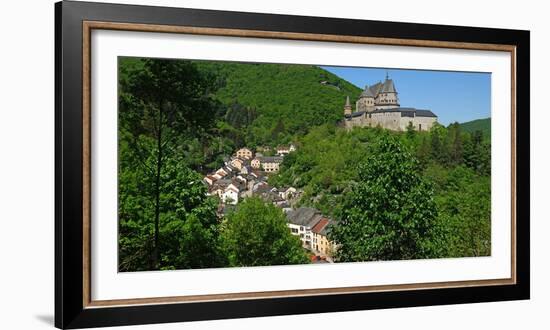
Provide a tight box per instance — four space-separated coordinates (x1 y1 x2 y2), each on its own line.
356 85 376 112
375 72 400 110
344 95 352 115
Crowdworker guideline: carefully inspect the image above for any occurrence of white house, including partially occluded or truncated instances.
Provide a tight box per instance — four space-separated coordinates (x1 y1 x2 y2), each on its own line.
260 156 283 173
286 207 323 249
222 184 239 205
276 144 296 156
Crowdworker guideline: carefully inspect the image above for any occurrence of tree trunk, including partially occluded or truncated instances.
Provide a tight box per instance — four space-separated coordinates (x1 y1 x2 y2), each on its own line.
152 102 163 269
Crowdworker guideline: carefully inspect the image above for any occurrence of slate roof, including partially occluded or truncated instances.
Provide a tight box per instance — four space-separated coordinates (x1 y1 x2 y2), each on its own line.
259 156 284 163
344 110 366 119
381 79 397 93
360 85 375 98
415 109 438 118
346 107 438 118
359 78 397 99
286 208 324 227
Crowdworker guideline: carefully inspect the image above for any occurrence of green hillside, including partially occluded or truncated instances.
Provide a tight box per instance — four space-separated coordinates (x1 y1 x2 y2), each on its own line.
460 118 491 138
119 58 362 147
194 61 362 145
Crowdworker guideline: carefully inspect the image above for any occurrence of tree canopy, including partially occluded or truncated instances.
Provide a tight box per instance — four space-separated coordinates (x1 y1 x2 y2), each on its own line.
221 198 309 267
329 136 442 261
118 57 223 270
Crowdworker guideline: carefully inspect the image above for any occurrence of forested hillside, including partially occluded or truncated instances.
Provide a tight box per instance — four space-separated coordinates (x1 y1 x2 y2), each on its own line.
460 117 491 138
195 61 362 146
270 123 491 259
120 57 362 147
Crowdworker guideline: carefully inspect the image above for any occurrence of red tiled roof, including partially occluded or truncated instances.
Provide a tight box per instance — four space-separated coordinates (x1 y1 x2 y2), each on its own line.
311 218 330 234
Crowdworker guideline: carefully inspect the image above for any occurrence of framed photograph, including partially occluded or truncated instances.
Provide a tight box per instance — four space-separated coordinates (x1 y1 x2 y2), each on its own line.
55 1 530 328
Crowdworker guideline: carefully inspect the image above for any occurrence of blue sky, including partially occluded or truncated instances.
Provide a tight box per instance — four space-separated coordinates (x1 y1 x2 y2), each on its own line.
321 66 491 126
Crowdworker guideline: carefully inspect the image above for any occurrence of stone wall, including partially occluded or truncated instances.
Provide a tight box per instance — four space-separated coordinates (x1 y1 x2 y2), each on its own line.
345 112 437 132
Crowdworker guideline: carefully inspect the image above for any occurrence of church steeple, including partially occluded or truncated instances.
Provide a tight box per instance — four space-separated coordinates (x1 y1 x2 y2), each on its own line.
344 95 352 115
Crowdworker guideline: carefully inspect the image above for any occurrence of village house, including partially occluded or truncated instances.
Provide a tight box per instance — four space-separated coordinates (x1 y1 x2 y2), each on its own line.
230 158 244 170
235 147 253 159
250 157 261 169
255 146 271 153
311 218 335 259
215 167 228 177
286 207 324 249
222 183 239 205
286 208 336 259
259 156 284 173
276 144 296 156
278 187 297 200
240 165 251 175
203 175 216 186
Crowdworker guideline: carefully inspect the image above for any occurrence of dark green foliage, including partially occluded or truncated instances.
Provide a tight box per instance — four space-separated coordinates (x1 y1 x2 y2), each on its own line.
429 165 491 257
463 130 491 176
329 136 442 261
118 153 223 271
194 61 362 146
221 198 309 266
118 57 224 270
272 123 490 260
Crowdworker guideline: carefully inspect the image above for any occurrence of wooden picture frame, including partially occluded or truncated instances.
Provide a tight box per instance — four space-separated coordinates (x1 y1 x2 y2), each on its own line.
55 1 530 328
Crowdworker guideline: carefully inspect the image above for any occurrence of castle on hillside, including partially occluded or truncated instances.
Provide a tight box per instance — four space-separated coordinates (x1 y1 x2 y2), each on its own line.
343 74 437 131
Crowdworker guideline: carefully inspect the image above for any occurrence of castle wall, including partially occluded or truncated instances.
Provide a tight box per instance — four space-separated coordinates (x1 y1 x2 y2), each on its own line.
413 116 437 131
344 113 368 129
398 116 437 131
369 112 401 130
346 113 437 132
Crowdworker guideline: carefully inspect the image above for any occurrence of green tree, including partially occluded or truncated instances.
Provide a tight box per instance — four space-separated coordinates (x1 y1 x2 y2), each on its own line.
464 130 491 176
330 136 442 261
118 153 223 271
271 118 286 141
435 166 491 257
119 57 221 269
221 198 309 266
430 123 448 165
406 121 417 140
447 122 464 165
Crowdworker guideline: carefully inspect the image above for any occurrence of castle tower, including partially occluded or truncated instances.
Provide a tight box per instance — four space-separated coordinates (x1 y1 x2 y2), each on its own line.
375 72 400 110
344 95 352 115
356 85 376 112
